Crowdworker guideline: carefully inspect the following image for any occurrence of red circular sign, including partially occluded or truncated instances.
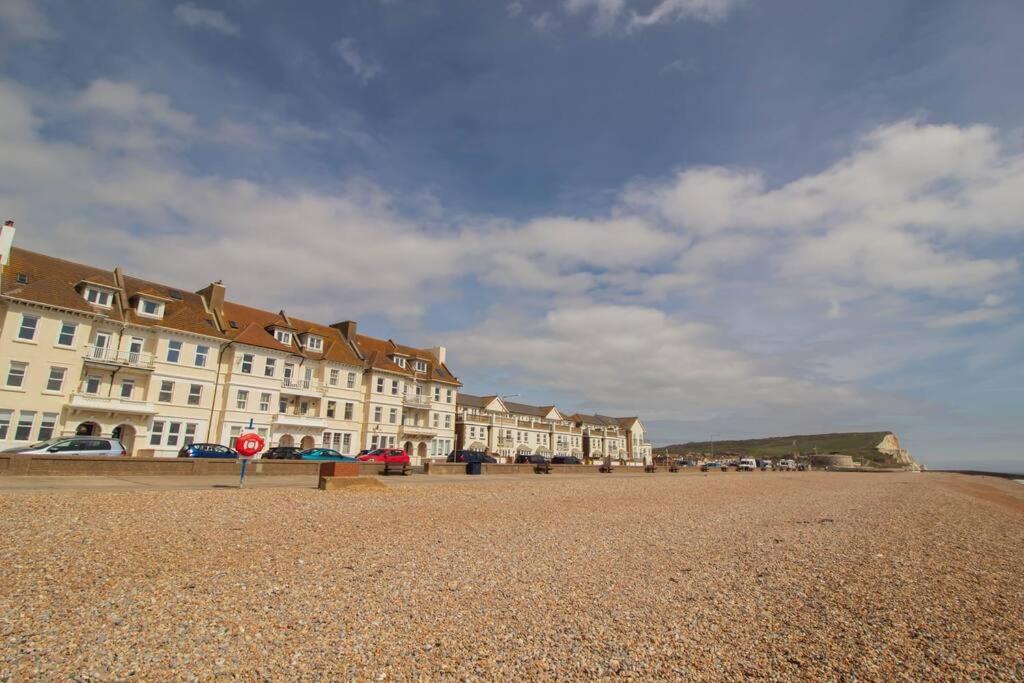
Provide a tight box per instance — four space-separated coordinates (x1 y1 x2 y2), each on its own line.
236 432 265 458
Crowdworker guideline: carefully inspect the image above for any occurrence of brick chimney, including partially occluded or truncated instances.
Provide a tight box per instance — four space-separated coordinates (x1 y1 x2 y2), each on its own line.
0 220 16 294
331 320 358 340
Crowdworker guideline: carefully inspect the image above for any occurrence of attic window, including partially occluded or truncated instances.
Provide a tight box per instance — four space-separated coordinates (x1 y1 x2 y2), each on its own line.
414 360 427 372
16 273 28 284
229 320 239 329
84 287 112 308
138 298 164 318
394 356 406 368
274 329 292 345
168 289 183 300
305 335 323 351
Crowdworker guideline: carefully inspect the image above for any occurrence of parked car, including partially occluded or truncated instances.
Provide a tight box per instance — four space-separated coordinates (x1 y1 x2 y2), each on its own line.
674 459 696 467
178 443 239 458
700 461 724 472
777 459 797 471
4 437 125 457
738 458 757 471
514 454 550 465
298 448 358 462
550 455 583 465
359 448 411 464
263 446 301 460
357 449 373 457
447 450 497 463
759 460 774 471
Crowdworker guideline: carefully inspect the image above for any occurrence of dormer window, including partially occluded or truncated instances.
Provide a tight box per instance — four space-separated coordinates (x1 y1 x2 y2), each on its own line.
274 330 292 345
305 335 323 351
394 356 406 368
414 360 427 372
84 287 112 308
138 298 164 319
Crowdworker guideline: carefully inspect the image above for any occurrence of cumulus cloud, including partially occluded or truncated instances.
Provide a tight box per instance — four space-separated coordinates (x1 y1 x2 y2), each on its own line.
334 38 383 83
173 3 240 36
0 0 56 41
3 76 1022 445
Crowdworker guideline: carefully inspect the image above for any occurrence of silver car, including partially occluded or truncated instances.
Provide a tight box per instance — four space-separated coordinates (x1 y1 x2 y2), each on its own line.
3 437 126 456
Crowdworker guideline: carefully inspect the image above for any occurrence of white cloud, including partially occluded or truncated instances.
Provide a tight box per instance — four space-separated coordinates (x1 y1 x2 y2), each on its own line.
334 38 383 83
506 2 524 18
629 0 748 28
564 0 746 32
173 3 240 36
447 303 874 423
0 0 56 41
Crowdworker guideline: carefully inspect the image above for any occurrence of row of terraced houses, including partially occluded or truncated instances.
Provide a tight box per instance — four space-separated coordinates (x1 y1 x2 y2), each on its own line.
0 221 652 463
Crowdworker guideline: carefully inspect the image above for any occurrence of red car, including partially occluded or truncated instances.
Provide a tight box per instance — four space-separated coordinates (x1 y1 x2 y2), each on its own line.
357 448 410 464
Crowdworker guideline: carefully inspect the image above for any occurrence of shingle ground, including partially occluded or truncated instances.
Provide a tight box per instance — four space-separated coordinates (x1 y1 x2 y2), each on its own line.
1 472 1022 680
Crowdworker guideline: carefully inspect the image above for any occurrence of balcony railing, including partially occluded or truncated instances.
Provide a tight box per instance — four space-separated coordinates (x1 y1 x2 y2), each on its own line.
281 378 322 395
69 392 157 415
403 395 431 407
273 413 326 429
400 422 437 436
83 345 155 369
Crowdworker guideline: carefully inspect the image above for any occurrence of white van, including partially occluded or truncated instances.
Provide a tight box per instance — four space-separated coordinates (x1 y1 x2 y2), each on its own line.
778 459 797 471
738 458 757 471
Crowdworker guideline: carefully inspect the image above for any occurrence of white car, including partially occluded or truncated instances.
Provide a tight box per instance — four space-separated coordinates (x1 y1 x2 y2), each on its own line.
2 437 126 456
738 458 757 471
778 459 797 471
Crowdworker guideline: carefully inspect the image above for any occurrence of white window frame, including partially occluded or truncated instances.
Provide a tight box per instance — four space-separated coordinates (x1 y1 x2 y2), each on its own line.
347 372 356 388
306 335 323 351
415 360 427 372
240 353 254 374
264 357 276 377
38 413 57 441
194 345 209 367
187 384 203 406
236 390 249 410
84 375 101 395
14 411 35 441
329 368 339 386
376 377 384 393
0 409 12 440
56 322 77 347
138 299 164 318
259 392 271 412
6 361 27 388
166 340 182 363
158 380 174 403
45 366 66 393
274 330 292 345
394 356 406 368
17 314 39 341
84 287 112 307
344 402 354 420
119 379 135 399
373 406 382 423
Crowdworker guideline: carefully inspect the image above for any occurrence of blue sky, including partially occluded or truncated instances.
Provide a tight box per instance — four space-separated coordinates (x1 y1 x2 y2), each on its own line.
1 0 1022 471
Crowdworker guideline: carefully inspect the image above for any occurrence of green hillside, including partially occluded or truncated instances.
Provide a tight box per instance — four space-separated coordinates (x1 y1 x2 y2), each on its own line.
654 432 892 464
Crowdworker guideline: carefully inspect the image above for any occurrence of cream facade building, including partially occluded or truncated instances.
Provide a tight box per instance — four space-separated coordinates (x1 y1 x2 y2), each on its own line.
455 394 584 459
454 394 654 464
0 223 459 459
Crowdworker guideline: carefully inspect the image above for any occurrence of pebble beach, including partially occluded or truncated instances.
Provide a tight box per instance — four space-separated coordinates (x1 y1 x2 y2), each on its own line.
2 471 1022 680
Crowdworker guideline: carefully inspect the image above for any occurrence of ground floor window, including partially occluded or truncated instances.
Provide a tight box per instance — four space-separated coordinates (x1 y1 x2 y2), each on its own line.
321 431 354 453
0 410 11 440
429 438 453 457
151 420 203 447
369 434 396 449
37 413 58 441
15 411 36 441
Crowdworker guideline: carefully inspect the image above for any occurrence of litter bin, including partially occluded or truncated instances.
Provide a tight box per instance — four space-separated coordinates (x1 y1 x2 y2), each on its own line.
466 461 483 475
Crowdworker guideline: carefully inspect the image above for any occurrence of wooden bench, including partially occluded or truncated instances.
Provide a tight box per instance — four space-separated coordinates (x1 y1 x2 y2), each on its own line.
381 461 411 476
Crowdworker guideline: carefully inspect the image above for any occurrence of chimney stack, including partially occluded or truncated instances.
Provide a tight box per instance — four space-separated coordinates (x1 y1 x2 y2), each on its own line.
431 345 446 366
197 280 226 327
0 220 16 293
331 320 358 340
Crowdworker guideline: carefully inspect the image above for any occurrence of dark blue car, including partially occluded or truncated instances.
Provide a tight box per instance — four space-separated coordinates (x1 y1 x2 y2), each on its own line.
177 443 239 458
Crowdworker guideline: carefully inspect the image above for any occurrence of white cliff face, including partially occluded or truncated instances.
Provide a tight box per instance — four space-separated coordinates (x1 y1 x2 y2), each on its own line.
876 433 922 470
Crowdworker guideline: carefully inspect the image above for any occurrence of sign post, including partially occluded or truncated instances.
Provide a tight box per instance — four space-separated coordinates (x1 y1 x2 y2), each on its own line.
235 418 265 488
